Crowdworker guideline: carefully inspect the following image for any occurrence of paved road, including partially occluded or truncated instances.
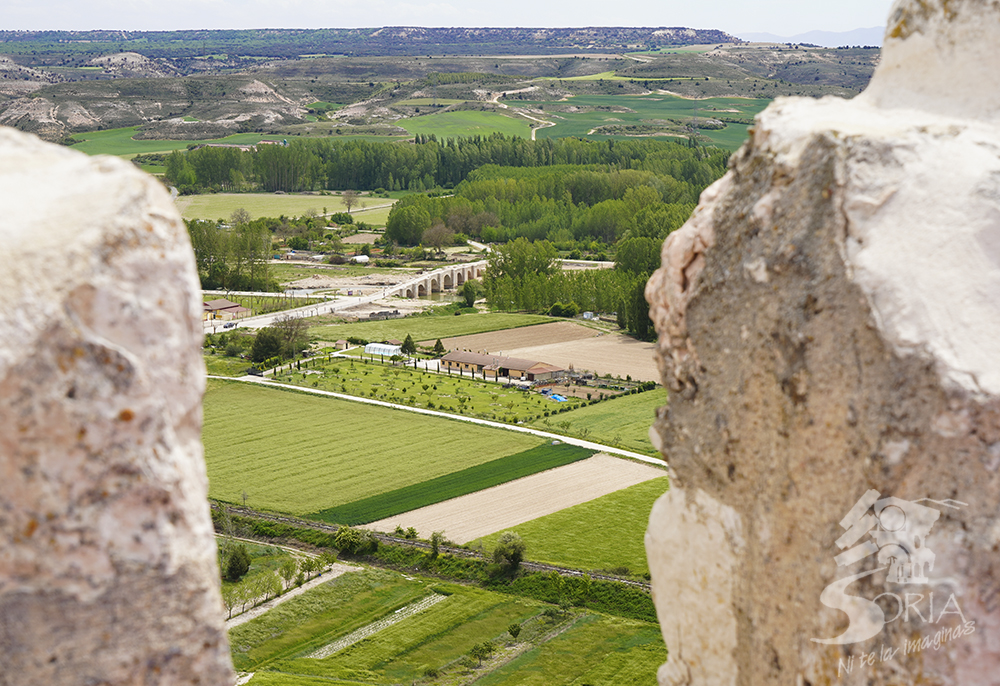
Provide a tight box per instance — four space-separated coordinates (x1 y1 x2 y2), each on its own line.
209 374 667 467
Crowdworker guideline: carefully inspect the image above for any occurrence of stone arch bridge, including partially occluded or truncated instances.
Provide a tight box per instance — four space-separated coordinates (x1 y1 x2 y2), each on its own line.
386 260 487 298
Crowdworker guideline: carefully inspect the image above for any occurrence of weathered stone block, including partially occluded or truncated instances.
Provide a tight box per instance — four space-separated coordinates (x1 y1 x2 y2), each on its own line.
645 1 1000 683
0 129 233 685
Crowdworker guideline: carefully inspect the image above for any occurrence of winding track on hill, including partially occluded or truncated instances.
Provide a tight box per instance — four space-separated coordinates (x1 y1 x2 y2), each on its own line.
490 88 556 140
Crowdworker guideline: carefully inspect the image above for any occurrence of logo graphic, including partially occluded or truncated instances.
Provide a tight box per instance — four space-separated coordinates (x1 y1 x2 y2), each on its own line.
812 489 966 645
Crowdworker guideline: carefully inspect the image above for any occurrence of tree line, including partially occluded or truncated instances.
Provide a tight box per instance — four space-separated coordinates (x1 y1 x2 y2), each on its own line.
385 164 703 247
186 209 277 291
482 237 663 338
164 133 728 195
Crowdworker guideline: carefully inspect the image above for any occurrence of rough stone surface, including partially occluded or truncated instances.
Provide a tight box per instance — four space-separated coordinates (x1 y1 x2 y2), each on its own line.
0 128 234 685
645 1 1000 684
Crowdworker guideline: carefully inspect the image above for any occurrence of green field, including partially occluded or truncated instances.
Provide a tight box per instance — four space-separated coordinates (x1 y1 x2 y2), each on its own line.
204 354 254 377
531 388 666 456
475 613 664 686
203 379 543 514
231 568 665 685
525 93 769 151
395 98 467 106
275 355 585 424
476 477 669 576
69 126 270 156
398 110 533 139
174 192 396 222
310 313 550 345
311 443 593 525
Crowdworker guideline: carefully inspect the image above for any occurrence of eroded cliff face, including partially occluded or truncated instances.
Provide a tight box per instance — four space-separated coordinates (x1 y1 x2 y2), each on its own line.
645 1 1000 684
0 129 233 685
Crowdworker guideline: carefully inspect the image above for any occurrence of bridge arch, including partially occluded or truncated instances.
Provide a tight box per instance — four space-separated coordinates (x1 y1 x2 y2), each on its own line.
417 283 427 296
443 273 453 288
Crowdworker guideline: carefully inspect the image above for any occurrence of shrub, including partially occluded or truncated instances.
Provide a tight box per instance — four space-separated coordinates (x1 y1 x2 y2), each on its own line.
224 544 252 582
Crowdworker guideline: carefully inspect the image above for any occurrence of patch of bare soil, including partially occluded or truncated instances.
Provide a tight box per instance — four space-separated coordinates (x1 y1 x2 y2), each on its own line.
341 232 380 244
366 453 666 543
504 335 659 382
421 320 598 351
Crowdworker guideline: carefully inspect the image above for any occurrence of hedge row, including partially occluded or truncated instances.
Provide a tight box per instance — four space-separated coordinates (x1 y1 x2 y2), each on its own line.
212 508 656 622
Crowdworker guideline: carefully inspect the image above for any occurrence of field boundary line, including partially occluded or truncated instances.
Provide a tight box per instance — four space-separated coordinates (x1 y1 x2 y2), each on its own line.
207 375 668 468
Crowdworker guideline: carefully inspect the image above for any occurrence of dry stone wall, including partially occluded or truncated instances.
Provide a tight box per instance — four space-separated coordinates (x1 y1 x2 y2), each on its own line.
0 129 233 684
645 1 1000 684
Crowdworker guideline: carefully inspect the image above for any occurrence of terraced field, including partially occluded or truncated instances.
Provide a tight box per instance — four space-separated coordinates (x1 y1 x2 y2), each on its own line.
229 568 666 685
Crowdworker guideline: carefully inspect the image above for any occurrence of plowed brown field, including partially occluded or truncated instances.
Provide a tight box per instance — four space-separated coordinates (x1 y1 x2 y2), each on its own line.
366 453 666 543
422 321 659 382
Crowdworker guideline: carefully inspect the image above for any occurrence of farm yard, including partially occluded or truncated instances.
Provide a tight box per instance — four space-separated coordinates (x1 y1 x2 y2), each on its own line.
365 454 667 543
228 567 665 685
475 477 670 576
202 379 544 514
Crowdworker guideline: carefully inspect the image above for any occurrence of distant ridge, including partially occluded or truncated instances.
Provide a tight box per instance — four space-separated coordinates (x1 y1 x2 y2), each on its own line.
0 27 742 57
739 27 884 48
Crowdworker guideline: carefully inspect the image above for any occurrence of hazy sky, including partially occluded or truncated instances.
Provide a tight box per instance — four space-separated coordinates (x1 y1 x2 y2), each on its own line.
2 0 895 37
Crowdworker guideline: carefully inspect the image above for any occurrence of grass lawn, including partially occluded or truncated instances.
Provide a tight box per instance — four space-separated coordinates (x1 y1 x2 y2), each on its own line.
310 313 551 345
474 477 669 576
202 379 543 514
232 567 664 685
530 387 666 456
276 355 585 425
346 201 395 227
398 110 533 139
204 354 254 377
174 192 396 222
311 443 594 525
